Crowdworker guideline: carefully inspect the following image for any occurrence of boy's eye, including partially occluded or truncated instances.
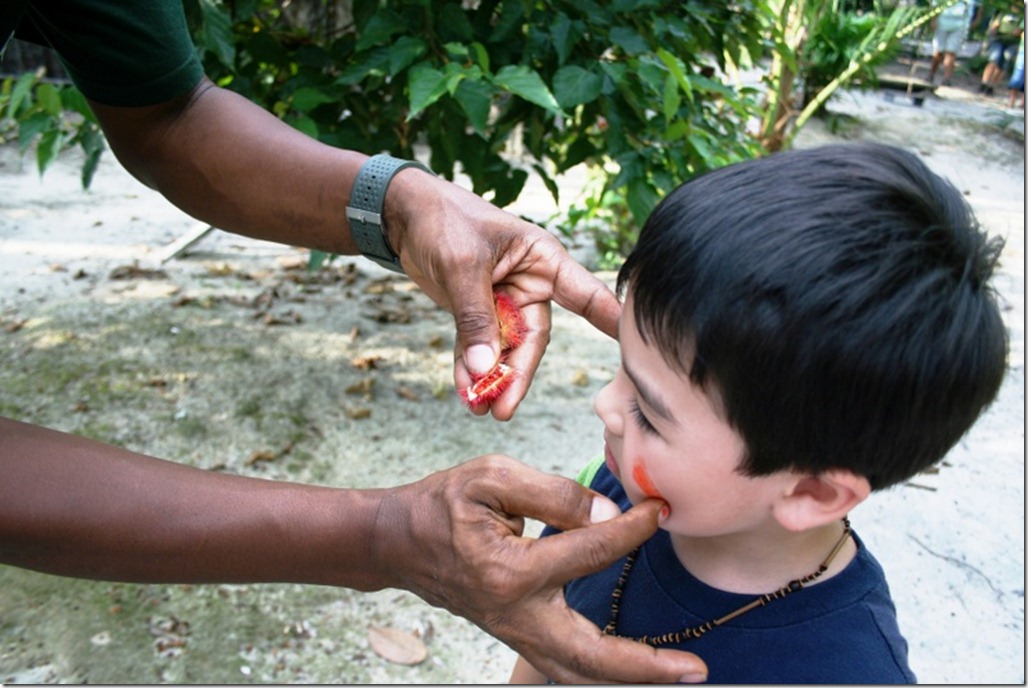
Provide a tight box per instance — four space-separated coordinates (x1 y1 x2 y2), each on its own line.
629 399 659 435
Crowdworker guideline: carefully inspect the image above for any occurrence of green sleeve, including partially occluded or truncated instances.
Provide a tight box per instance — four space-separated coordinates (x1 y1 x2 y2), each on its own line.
21 0 204 106
574 455 606 488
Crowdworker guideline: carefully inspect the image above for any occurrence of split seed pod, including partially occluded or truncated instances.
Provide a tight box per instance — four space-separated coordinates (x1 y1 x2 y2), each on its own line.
459 290 527 408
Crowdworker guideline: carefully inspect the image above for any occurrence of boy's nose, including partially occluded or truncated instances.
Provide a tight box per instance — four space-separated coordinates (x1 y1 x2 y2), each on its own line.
593 380 624 437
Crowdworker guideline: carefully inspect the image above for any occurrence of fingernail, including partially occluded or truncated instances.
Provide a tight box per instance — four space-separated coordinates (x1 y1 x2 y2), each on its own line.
678 672 708 683
590 496 620 523
465 344 497 376
659 504 671 521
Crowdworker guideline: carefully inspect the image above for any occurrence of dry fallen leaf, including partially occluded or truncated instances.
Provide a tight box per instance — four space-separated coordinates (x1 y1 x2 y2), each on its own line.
109 264 169 281
570 369 590 386
245 450 278 465
367 626 428 666
276 255 307 271
351 355 382 370
346 378 376 398
346 407 372 420
262 310 303 326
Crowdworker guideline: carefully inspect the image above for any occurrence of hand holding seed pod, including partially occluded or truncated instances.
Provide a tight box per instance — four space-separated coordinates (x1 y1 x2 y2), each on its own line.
459 291 527 409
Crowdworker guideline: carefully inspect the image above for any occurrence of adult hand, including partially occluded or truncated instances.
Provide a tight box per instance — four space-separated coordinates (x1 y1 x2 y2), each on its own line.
383 168 621 420
368 454 709 684
89 82 619 420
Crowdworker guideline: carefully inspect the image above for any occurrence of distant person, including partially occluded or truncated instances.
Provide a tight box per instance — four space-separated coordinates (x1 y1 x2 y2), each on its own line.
929 0 979 86
979 4 1024 95
1007 34 1025 109
509 143 1008 684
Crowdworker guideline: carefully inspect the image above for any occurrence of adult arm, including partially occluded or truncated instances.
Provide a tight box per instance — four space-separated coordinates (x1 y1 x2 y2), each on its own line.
0 417 707 683
87 80 620 419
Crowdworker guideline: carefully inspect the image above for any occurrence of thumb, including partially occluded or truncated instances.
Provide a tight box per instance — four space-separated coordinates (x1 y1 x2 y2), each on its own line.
454 281 501 376
533 498 665 587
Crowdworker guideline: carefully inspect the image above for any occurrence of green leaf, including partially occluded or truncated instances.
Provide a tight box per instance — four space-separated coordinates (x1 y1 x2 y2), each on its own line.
292 87 336 113
289 114 319 139
662 73 681 121
307 249 331 272
198 0 236 68
489 0 523 42
35 83 62 117
7 72 36 119
454 78 493 135
335 47 392 86
17 112 51 154
626 177 660 226
438 3 474 42
490 167 528 208
553 65 602 108
550 13 578 65
664 119 689 141
493 65 561 115
356 9 407 52
687 131 716 165
610 26 648 55
60 87 98 123
657 48 693 103
469 42 490 73
36 128 64 176
443 62 469 96
388 37 428 76
79 126 105 189
532 162 560 205
407 63 448 119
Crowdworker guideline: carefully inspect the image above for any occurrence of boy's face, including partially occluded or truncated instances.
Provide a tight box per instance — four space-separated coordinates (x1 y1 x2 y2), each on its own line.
594 293 798 537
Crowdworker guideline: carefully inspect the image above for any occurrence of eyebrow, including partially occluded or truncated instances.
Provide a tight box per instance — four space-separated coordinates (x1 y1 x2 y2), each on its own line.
622 358 677 426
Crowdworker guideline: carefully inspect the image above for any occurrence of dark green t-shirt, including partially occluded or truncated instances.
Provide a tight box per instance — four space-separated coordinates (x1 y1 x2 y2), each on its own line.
2 0 204 106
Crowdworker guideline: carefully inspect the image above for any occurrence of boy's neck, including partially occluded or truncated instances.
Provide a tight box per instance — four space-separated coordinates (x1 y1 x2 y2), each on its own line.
668 520 856 595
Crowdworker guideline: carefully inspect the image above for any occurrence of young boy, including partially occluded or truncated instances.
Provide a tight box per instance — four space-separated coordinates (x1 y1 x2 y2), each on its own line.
510 143 1008 684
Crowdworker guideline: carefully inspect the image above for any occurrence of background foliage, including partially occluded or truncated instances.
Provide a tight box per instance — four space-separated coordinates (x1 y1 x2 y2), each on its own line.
181 0 771 266
3 0 964 264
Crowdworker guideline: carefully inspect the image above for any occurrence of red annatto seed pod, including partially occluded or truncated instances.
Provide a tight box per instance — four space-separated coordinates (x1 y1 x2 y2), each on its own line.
458 290 527 409
494 291 527 352
459 363 517 408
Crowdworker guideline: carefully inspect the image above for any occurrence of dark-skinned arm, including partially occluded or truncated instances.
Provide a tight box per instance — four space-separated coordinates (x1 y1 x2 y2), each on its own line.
0 417 707 683
87 79 620 419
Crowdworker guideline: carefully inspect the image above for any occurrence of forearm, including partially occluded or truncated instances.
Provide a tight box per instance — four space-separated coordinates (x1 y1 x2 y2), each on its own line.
0 417 386 589
88 79 370 256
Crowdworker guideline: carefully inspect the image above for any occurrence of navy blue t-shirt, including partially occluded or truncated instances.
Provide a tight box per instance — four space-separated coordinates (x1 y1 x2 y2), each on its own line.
548 463 917 684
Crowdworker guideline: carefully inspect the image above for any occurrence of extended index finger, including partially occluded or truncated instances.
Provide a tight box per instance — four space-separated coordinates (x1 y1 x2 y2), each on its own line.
549 254 621 340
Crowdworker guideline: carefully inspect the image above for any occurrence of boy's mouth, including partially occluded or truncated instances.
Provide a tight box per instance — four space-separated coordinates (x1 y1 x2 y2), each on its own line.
603 442 621 481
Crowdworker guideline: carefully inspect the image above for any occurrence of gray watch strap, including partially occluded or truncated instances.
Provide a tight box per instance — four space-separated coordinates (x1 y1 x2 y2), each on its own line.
346 154 432 272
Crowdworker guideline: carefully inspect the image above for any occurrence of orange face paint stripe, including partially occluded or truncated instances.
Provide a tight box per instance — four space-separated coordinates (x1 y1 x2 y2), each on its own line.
632 462 663 500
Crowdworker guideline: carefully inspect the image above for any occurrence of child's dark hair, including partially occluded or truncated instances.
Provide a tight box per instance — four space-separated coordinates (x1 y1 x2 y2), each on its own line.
617 142 1008 490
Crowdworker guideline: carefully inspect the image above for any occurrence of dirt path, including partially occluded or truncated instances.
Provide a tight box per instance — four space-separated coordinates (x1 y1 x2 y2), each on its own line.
0 80 1023 683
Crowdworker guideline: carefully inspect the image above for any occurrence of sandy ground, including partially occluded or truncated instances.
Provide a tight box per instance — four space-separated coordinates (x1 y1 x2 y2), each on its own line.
0 77 1024 684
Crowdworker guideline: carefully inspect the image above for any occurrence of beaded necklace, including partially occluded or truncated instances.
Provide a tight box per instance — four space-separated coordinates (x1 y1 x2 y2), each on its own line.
602 517 852 646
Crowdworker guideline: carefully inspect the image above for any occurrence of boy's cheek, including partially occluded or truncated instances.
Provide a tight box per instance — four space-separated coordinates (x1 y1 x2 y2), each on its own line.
632 462 664 500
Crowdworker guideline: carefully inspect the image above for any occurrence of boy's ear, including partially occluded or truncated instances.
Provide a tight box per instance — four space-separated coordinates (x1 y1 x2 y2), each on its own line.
773 470 871 532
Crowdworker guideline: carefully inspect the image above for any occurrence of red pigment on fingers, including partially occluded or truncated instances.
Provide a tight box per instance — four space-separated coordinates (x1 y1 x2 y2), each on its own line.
460 291 526 409
494 291 528 352
632 462 663 500
459 363 517 407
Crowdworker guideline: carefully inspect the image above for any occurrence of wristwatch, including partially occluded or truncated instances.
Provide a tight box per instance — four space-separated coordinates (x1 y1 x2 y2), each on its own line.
346 154 432 273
